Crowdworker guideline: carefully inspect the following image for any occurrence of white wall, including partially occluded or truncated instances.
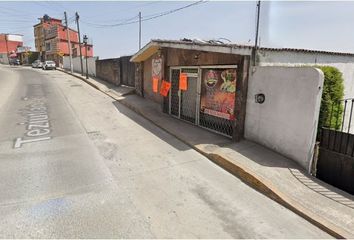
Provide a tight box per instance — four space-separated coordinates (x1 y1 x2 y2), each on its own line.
63 56 97 76
245 66 324 171
0 54 8 64
6 34 23 42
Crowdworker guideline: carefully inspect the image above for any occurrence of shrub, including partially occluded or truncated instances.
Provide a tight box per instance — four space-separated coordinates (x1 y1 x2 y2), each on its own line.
317 66 344 133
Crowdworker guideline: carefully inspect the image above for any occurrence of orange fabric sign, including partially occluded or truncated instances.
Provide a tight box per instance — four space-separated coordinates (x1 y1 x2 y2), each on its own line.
152 77 159 93
160 80 171 97
179 73 188 91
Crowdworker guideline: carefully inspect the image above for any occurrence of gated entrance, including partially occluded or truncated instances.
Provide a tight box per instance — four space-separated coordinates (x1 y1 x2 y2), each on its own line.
169 66 237 137
169 67 199 124
317 98 354 194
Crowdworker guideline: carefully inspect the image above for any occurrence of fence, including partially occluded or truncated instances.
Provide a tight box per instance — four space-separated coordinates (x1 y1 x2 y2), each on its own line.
317 98 354 194
63 56 97 77
95 56 135 87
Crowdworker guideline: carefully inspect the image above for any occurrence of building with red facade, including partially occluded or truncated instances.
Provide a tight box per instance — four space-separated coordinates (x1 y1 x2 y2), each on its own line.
0 34 23 64
34 16 93 66
34 16 62 61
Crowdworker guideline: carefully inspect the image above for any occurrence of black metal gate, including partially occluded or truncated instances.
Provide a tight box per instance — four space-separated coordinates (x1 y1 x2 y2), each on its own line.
317 98 354 194
169 66 236 137
169 68 198 124
170 69 180 117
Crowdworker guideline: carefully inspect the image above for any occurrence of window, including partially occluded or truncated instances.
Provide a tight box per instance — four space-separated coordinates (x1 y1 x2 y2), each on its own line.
45 42 50 51
72 48 77 57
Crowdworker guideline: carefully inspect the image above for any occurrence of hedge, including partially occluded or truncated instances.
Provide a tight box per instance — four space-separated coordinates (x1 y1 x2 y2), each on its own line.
317 66 344 134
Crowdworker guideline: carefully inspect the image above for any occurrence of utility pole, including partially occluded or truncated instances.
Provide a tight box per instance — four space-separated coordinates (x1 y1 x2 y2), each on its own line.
64 11 73 73
252 0 261 66
75 12 84 76
139 11 142 50
83 34 89 79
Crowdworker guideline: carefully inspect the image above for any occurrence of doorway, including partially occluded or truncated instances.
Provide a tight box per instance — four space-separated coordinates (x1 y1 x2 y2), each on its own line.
168 65 237 138
169 67 199 124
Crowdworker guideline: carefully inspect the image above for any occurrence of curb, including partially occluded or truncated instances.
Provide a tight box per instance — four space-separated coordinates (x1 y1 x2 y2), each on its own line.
58 68 349 239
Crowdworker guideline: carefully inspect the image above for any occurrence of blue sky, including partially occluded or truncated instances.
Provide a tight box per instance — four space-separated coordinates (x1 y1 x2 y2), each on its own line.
1 1 354 59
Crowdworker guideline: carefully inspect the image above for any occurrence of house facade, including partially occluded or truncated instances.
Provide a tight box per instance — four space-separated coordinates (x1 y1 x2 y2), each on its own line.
0 34 23 64
44 24 93 66
130 39 354 171
131 40 250 140
34 17 62 61
34 16 93 66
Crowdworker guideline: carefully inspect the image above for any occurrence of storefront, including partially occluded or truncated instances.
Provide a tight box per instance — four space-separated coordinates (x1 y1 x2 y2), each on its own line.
131 39 250 141
168 65 237 137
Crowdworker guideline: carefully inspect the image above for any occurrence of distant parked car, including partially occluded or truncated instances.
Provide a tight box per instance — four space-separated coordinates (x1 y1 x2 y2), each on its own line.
32 60 43 68
42 61 56 70
9 59 20 65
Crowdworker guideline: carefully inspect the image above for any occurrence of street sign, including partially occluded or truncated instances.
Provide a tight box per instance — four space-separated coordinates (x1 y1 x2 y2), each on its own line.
58 52 64 57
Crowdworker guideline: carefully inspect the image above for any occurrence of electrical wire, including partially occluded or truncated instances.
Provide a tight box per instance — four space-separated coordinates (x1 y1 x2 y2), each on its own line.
81 0 206 29
81 14 139 28
83 1 162 20
142 0 206 19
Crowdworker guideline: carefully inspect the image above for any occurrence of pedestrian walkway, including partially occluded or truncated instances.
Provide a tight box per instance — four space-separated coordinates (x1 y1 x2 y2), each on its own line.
58 68 354 238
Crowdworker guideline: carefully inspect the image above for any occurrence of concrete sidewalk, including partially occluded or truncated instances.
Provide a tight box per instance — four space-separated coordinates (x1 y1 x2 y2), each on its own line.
58 68 354 238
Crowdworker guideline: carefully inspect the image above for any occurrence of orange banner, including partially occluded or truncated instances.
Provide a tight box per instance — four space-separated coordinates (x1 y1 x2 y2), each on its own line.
179 73 188 91
160 80 171 97
152 77 159 93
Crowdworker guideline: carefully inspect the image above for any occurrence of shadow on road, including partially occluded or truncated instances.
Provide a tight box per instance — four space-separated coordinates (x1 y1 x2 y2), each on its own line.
112 100 191 152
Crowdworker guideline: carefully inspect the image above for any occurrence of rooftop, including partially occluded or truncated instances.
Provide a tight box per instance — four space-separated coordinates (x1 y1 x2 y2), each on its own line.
131 39 354 62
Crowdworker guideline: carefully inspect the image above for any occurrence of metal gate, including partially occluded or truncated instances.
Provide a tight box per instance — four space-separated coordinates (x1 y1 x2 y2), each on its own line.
317 98 354 194
168 66 236 138
169 68 199 124
170 69 180 117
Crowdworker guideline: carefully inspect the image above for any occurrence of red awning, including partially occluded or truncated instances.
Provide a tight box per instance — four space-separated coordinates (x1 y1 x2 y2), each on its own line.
9 53 17 58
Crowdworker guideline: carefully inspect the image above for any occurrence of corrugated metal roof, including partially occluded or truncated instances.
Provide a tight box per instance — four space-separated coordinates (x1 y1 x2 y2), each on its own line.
151 39 354 57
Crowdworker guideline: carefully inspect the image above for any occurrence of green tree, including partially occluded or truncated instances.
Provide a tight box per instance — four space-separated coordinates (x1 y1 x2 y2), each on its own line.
317 66 344 133
28 52 39 64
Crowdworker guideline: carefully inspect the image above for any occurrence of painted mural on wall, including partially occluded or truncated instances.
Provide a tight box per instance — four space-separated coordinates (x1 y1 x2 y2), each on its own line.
200 68 237 120
152 57 163 93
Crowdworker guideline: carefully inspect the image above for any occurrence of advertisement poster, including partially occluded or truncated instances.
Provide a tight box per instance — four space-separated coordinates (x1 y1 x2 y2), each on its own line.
160 80 171 97
200 68 237 120
179 73 188 90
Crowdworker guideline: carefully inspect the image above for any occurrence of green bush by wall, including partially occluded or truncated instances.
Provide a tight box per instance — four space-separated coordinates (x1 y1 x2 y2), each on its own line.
317 66 344 133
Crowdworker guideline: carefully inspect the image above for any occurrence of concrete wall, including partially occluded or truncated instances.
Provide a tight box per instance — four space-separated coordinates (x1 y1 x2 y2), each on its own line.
96 58 120 85
245 66 324 171
95 57 135 87
0 53 8 64
120 56 135 86
63 56 97 76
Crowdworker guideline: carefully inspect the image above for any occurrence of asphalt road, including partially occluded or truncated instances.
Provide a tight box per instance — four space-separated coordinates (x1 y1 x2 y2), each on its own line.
0 65 332 238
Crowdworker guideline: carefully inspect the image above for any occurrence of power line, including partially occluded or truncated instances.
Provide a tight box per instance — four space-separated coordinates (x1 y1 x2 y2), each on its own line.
81 0 207 29
81 15 139 28
143 0 206 20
